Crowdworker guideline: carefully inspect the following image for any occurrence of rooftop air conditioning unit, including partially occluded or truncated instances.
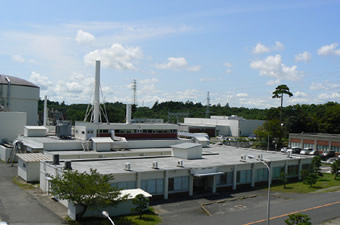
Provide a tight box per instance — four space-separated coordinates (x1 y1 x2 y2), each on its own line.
177 160 184 167
125 162 131 171
258 154 263 160
287 150 293 158
152 161 159 169
240 154 246 162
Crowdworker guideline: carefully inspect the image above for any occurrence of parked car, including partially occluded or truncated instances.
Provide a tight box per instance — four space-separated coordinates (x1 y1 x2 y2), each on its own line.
300 148 313 155
321 157 338 164
322 150 336 158
291 147 302 154
309 149 320 156
280 147 288 153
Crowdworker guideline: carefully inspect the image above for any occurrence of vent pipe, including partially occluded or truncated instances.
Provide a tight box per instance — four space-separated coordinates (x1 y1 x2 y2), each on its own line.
126 104 131 124
52 154 60 165
64 161 72 170
93 60 101 124
43 95 48 126
5 76 10 111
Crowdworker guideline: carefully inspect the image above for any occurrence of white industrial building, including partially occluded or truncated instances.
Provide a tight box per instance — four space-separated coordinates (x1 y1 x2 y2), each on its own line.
0 75 39 125
40 145 312 201
179 115 265 137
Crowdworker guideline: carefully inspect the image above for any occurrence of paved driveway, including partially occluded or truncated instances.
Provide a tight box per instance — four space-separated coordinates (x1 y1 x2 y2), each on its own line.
0 162 65 225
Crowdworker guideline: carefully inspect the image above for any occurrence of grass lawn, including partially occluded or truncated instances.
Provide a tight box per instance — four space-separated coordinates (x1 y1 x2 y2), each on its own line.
271 173 340 193
66 208 162 225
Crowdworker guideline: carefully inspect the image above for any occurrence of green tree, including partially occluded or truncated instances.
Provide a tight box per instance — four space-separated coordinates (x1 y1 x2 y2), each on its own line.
253 119 284 150
272 84 293 123
132 194 150 219
312 156 322 176
280 171 288 189
285 213 311 225
50 169 126 220
331 159 340 180
301 169 318 187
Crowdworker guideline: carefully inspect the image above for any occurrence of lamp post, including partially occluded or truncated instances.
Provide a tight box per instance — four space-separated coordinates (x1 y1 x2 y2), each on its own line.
247 155 271 225
102 211 115 225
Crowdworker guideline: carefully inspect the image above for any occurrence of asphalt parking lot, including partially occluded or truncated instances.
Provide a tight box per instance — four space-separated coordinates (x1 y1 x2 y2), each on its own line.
0 162 65 225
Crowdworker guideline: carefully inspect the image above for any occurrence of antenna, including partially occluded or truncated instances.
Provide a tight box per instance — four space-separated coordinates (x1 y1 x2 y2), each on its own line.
205 91 210 118
131 79 137 105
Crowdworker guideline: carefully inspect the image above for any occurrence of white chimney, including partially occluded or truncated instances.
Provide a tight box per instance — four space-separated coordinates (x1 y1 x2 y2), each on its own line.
93 60 101 124
126 104 131 124
43 95 48 126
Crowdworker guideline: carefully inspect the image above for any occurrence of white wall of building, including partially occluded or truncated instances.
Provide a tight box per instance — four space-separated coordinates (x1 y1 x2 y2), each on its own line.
0 144 12 161
1 85 39 125
18 159 41 182
0 112 26 142
239 120 265 136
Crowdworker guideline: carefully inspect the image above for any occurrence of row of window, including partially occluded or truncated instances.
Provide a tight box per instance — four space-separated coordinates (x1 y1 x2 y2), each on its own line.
291 141 340 152
115 129 177 134
111 166 301 194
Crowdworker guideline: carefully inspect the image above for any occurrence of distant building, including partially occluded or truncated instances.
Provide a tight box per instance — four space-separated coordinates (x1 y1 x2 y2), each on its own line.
0 75 39 125
179 115 265 137
289 133 340 155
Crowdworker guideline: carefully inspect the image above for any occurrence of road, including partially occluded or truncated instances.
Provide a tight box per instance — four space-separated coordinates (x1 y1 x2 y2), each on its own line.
0 162 64 225
154 189 340 225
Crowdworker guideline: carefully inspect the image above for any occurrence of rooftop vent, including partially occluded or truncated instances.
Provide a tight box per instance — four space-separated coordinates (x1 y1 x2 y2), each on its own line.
287 150 293 158
52 154 59 165
64 161 72 170
240 154 246 162
152 161 159 169
177 160 184 167
125 162 131 171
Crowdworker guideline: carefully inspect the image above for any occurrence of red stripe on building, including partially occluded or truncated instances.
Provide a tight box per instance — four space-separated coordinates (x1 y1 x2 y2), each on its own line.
303 139 314 144
290 138 301 143
317 140 329 145
331 142 340 147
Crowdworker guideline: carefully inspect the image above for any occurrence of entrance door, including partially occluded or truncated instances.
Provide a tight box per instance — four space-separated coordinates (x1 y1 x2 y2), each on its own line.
193 176 212 194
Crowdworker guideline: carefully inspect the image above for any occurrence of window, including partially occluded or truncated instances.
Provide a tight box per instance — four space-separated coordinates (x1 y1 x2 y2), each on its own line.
23 162 26 169
255 168 268 182
288 165 299 176
291 142 302 148
168 176 189 192
273 167 284 179
237 170 252 184
216 172 233 186
141 179 164 194
317 145 328 151
303 143 313 149
331 146 340 153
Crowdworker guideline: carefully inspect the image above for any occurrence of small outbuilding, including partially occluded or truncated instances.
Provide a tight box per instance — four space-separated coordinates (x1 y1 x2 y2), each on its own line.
17 153 50 182
90 137 114 152
172 142 202 159
24 126 47 137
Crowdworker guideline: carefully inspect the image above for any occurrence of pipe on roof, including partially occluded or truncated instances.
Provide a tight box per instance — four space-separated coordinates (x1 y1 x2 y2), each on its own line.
5 76 10 111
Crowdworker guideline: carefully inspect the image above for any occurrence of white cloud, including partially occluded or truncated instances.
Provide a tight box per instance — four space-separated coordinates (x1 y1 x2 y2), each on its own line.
266 79 280 86
200 77 216 82
310 81 340 90
75 30 95 44
253 41 284 54
84 43 142 70
250 54 303 83
139 78 160 94
155 57 200 72
274 41 284 51
318 43 340 56
318 92 340 100
295 51 311 62
175 89 200 101
236 93 248 97
224 62 232 73
253 43 270 54
294 91 307 97
29 72 53 90
12 54 36 64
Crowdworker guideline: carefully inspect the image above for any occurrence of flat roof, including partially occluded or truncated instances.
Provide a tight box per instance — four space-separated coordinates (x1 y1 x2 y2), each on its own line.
90 137 114 143
17 153 50 162
172 143 202 149
58 145 311 175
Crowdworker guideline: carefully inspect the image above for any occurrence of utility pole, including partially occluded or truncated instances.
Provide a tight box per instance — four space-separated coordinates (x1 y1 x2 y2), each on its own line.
205 91 210 118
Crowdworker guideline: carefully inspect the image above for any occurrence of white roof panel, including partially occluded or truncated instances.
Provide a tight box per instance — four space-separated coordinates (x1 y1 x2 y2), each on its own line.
16 153 50 162
90 137 114 143
172 143 202 149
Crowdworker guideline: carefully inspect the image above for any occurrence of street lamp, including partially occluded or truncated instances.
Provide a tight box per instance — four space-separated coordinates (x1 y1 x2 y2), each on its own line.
102 211 115 225
247 155 271 225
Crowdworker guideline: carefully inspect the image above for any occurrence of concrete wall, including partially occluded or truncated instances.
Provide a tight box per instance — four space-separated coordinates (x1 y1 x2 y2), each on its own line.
0 112 26 142
18 159 41 182
24 127 47 137
93 142 111 152
43 142 83 151
1 85 39 125
239 120 265 136
125 139 191 149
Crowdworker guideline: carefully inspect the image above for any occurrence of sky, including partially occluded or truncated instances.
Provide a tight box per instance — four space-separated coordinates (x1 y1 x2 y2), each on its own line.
1 0 340 108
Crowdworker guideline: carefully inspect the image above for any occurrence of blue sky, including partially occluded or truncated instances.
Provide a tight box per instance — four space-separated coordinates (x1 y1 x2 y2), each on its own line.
1 0 340 108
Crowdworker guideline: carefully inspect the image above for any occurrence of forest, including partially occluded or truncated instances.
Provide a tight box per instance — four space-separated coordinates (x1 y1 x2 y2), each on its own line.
38 100 340 135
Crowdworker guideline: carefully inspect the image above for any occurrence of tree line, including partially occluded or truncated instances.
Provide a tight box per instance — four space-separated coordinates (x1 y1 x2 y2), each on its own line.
39 99 340 134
